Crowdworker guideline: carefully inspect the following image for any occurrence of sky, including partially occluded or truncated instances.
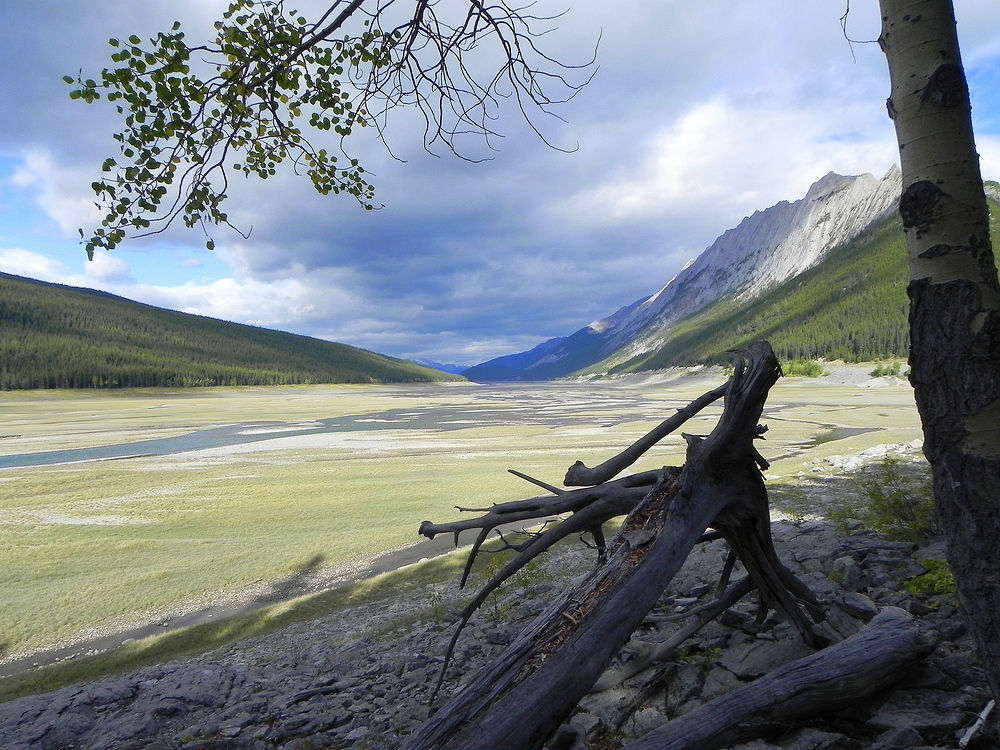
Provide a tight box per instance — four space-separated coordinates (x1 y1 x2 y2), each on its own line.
1 1 999 367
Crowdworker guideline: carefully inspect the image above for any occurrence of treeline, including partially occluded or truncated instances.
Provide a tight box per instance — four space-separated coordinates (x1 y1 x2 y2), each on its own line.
0 273 455 390
607 202 999 373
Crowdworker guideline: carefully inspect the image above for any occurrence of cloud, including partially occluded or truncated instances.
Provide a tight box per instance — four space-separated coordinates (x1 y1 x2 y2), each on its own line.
980 136 1000 181
10 152 103 238
1 1 999 365
561 95 898 229
0 248 74 282
85 251 133 283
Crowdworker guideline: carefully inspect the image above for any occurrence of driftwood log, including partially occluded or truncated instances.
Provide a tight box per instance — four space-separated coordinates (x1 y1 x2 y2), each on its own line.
620 607 939 750
402 342 936 750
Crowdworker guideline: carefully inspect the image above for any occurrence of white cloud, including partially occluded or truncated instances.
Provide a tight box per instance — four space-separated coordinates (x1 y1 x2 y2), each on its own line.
2 1 999 365
0 248 74 282
0 247 364 340
85 251 133 282
561 96 898 228
10 151 102 238
978 135 1000 181
127 274 362 330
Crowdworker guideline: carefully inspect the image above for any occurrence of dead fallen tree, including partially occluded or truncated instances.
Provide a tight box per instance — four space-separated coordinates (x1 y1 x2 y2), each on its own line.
402 342 935 750
620 607 938 750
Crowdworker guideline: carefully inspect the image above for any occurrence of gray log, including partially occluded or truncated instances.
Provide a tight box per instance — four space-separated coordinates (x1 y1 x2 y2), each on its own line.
401 343 786 750
621 607 938 750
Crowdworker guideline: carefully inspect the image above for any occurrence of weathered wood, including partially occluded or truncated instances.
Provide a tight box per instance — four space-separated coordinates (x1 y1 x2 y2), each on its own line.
402 343 800 750
419 471 655 595
564 383 728 486
592 575 755 691
403 467 695 750
620 607 939 750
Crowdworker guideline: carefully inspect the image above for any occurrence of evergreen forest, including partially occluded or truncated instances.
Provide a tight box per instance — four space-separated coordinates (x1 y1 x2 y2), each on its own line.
0 273 455 389
604 201 1000 374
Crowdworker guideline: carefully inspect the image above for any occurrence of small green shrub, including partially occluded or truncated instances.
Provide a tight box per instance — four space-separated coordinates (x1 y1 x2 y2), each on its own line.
849 456 936 541
827 503 863 536
782 359 828 377
870 360 904 378
904 558 956 597
678 646 723 666
768 485 810 523
473 549 545 621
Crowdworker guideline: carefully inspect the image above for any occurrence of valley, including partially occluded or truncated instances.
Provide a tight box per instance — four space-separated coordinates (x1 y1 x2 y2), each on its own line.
0 369 921 673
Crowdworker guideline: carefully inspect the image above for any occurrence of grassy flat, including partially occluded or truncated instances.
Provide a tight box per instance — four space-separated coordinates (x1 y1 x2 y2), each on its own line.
0 372 920 671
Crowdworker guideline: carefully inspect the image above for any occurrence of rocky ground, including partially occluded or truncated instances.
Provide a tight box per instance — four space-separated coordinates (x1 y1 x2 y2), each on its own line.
2 471 997 750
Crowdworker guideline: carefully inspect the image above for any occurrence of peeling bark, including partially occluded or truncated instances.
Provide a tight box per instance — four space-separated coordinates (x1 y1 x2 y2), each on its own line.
879 0 1000 702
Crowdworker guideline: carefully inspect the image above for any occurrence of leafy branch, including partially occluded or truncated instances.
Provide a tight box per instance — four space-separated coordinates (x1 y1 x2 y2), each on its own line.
67 0 594 257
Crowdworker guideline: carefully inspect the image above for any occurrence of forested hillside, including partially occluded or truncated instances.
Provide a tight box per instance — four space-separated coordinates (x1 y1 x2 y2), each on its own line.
0 273 456 389
601 200 1000 374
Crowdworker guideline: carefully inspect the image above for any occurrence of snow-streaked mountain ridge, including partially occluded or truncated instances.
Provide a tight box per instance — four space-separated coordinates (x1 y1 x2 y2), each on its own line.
601 166 902 364
464 167 904 381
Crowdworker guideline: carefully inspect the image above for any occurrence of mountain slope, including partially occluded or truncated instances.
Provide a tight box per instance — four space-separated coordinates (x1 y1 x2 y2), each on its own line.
465 168 904 381
604 193 1000 373
467 173 1000 381
602 167 904 360
0 272 457 389
604 213 910 371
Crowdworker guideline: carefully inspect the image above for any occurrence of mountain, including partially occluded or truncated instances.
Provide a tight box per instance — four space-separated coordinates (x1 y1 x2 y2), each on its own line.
407 359 469 375
606 211 912 371
451 336 568 381
0 272 460 389
463 166 926 381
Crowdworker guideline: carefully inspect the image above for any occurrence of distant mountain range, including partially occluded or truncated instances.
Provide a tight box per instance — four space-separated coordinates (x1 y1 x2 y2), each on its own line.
464 170 1000 381
0 272 459 389
6 171 997 390
407 359 469 375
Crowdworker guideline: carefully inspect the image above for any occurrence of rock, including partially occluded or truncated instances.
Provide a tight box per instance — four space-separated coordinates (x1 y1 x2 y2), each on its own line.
866 689 969 733
663 663 705 715
0 522 985 750
833 555 870 592
568 711 601 739
716 638 816 680
839 592 879 620
687 583 712 597
624 707 667 737
778 727 857 749
341 725 368 742
699 665 743 702
874 726 925 747
938 651 985 685
546 723 579 749
896 663 958 691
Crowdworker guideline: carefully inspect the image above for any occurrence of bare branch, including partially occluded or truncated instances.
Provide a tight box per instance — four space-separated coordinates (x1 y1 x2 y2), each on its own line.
564 383 728 487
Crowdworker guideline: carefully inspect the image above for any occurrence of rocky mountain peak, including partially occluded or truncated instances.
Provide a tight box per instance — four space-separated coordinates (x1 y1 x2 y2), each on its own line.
464 166 906 381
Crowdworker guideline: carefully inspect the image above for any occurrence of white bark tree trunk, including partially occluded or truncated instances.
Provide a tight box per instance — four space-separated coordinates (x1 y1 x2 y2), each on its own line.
878 0 1000 702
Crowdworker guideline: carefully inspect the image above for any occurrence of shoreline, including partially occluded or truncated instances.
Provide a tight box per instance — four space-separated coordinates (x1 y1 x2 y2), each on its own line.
0 515 556 680
0 367 910 680
0 531 464 679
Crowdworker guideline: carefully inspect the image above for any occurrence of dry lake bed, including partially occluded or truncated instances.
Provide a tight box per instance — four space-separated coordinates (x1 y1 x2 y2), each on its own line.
0 365 921 668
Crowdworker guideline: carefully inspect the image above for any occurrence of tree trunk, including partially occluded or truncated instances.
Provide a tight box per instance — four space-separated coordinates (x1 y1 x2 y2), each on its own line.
402 344 828 750
878 0 1000 702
